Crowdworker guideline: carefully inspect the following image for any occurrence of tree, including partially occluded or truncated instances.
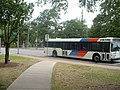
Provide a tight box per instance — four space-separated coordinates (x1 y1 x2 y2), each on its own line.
19 23 30 47
59 18 88 38
33 8 60 40
90 0 120 37
38 0 110 12
0 0 34 64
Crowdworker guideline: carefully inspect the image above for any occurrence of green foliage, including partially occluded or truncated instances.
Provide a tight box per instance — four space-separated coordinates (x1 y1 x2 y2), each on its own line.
59 19 89 38
0 0 34 63
38 0 107 12
90 0 120 37
30 6 89 40
38 0 68 12
19 23 32 47
33 8 60 40
0 0 34 43
37 0 120 38
31 8 89 40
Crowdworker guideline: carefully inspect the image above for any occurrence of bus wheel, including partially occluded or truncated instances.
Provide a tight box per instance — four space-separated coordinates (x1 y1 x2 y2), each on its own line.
52 50 57 57
93 54 100 62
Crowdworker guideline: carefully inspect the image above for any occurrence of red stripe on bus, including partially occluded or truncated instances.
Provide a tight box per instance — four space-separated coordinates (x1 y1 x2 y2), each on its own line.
77 50 88 57
88 38 99 42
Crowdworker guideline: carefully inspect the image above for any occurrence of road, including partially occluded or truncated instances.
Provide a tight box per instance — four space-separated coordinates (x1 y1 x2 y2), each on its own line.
0 48 120 67
0 48 45 57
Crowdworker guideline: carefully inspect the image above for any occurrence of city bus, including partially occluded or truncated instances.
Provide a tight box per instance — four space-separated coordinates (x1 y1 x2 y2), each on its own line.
44 37 120 62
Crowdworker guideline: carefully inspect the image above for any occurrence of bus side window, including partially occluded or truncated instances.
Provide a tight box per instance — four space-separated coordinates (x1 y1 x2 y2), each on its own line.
103 43 110 52
71 43 75 50
76 43 80 50
66 42 70 50
81 43 88 50
90 43 101 51
48 42 52 47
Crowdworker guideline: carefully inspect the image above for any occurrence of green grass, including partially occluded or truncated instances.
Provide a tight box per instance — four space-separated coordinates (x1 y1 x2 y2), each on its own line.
0 55 40 90
52 62 120 90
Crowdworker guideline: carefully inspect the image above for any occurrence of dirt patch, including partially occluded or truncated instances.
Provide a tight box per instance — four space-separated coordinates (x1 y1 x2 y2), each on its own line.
0 62 20 68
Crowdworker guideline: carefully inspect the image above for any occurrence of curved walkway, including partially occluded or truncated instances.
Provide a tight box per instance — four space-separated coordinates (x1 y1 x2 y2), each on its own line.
7 61 56 90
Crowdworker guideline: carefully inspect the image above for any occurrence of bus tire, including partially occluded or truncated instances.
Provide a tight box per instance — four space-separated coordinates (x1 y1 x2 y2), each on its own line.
52 50 57 57
93 54 100 62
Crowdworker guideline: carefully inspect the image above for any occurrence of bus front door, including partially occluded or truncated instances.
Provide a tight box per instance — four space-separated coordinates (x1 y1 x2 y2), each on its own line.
102 53 110 61
102 43 110 61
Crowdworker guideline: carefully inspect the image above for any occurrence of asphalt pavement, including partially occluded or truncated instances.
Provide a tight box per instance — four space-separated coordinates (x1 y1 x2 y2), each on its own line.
0 48 45 56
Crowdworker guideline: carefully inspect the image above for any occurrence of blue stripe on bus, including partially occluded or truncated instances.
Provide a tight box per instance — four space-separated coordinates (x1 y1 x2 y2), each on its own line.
69 50 79 56
80 38 90 42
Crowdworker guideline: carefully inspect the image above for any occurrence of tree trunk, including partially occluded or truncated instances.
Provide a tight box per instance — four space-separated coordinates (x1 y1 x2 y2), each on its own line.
5 43 10 64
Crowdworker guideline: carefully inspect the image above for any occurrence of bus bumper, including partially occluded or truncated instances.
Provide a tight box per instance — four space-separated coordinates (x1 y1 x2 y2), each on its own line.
111 58 120 62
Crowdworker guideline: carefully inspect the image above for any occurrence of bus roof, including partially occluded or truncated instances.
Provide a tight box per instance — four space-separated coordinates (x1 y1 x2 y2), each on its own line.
47 37 120 42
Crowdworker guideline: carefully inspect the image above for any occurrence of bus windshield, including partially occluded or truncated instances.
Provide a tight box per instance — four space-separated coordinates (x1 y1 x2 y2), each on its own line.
111 42 120 52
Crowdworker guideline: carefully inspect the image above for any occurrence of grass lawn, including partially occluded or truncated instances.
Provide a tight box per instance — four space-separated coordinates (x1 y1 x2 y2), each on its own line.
52 62 120 90
0 55 40 90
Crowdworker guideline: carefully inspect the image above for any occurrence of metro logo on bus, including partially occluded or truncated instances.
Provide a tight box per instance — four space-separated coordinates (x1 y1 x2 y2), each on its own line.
70 50 88 57
77 50 88 57
80 38 99 42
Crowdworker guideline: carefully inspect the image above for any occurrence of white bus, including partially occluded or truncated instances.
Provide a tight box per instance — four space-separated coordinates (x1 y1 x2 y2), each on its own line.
44 37 120 62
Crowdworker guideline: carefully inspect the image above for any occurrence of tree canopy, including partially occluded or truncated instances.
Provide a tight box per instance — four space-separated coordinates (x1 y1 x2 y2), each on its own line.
60 19 88 38
90 0 120 37
33 8 60 39
32 8 89 39
38 0 115 12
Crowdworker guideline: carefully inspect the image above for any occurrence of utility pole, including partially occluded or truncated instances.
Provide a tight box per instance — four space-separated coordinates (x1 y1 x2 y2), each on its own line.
81 9 83 25
0 37 1 53
36 23 39 50
17 28 19 54
81 9 83 36
0 29 1 53
27 29 29 48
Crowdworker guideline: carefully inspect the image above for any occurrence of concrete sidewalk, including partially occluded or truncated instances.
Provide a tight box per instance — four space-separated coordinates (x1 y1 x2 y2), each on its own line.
7 61 56 90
